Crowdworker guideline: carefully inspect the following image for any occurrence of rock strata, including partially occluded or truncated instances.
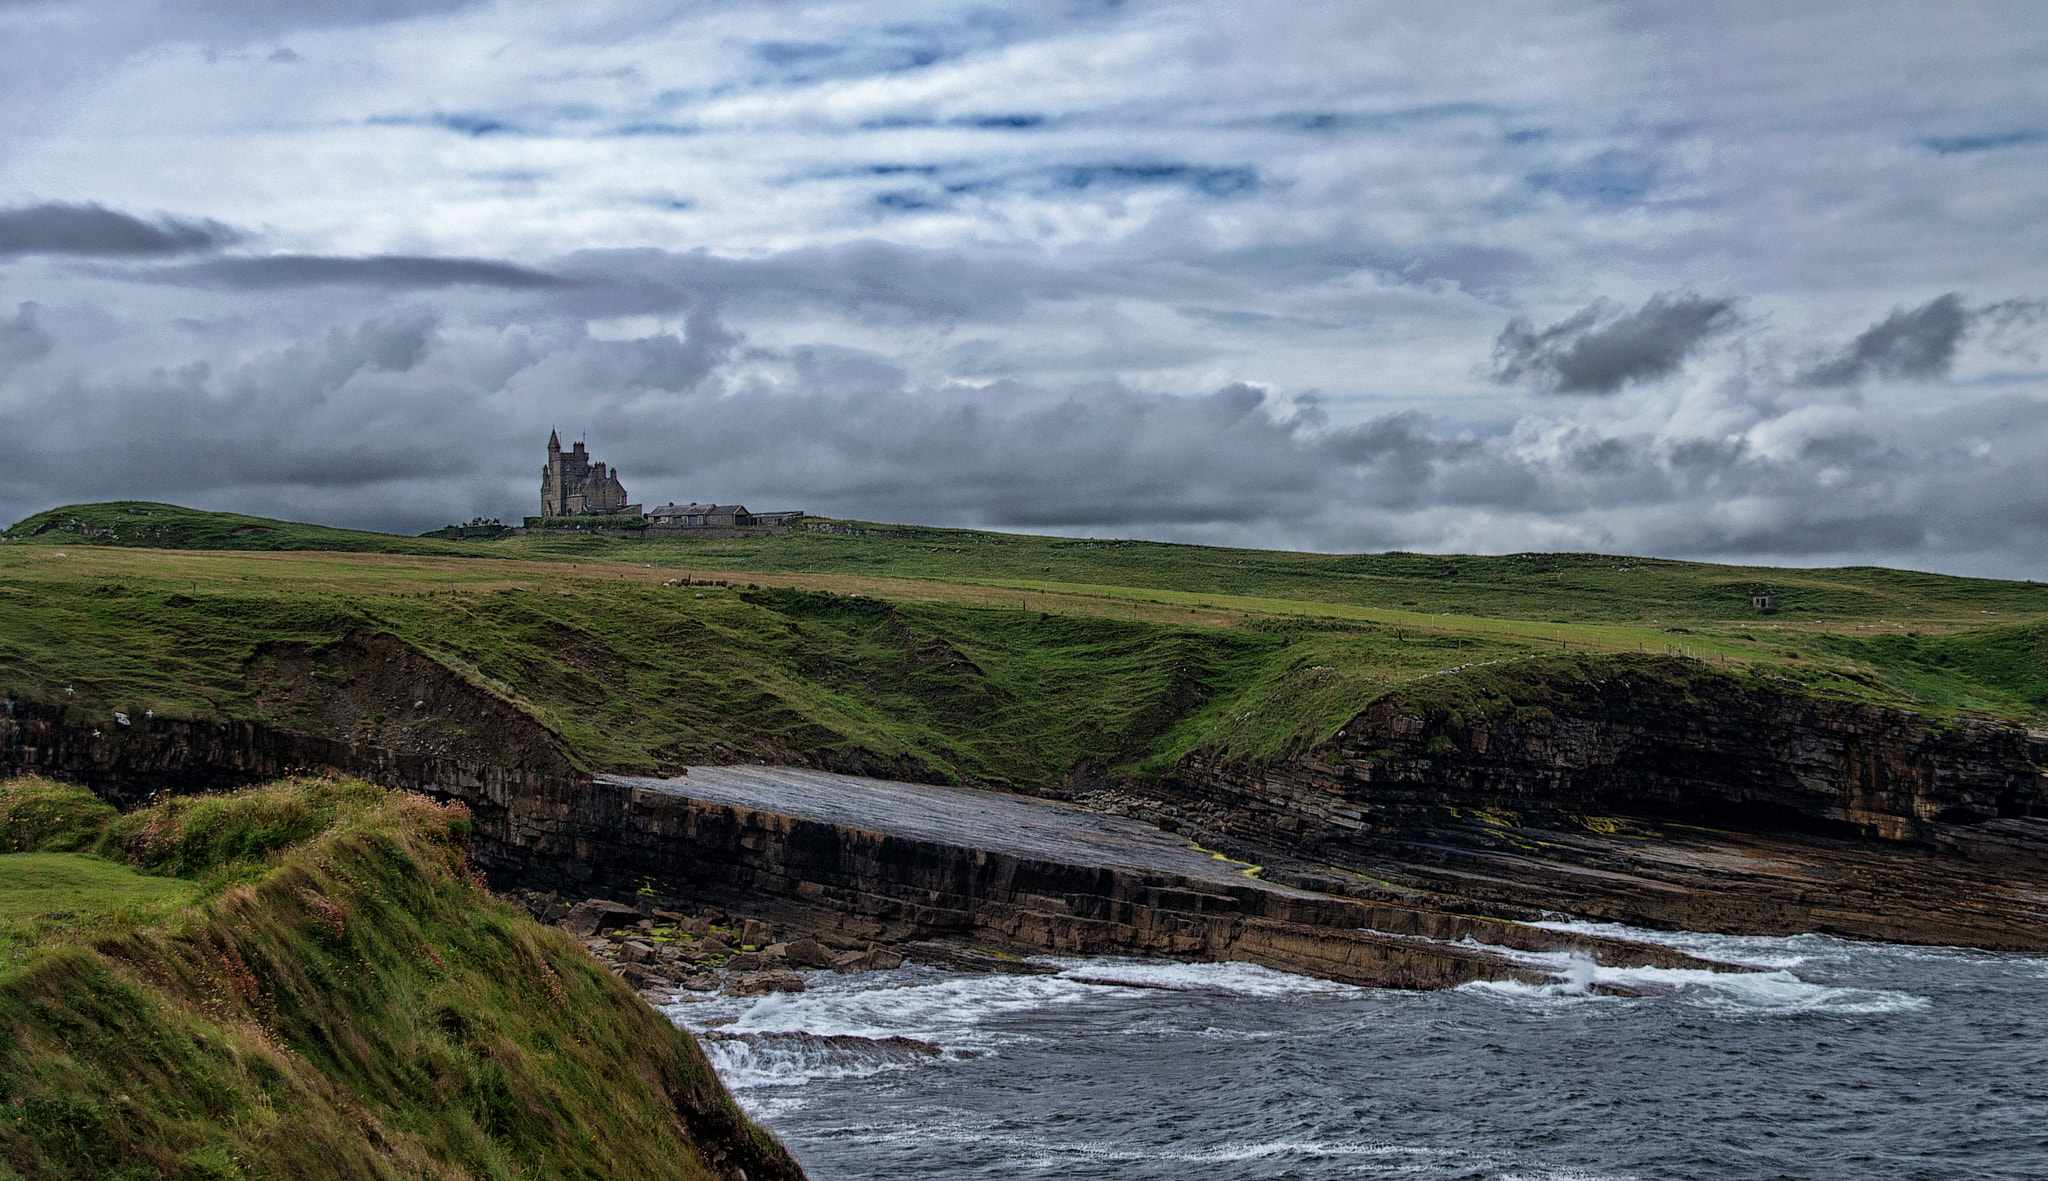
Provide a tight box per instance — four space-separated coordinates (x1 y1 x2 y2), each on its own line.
1146 658 2048 949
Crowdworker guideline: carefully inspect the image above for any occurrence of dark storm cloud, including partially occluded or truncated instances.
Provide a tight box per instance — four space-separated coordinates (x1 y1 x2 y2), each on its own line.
1800 293 1968 386
154 255 572 290
1491 292 1740 394
0 203 237 257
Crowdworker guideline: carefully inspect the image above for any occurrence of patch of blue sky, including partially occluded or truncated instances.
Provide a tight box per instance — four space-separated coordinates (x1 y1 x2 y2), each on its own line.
1918 129 2048 154
1053 163 1261 198
371 105 603 138
875 190 944 211
1253 102 1501 135
953 114 1046 129
753 41 842 66
612 122 701 137
369 112 520 136
1527 149 1658 208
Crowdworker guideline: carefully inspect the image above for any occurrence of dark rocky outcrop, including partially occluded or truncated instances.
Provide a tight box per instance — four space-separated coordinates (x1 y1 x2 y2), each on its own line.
11 636 2048 975
1145 659 2048 948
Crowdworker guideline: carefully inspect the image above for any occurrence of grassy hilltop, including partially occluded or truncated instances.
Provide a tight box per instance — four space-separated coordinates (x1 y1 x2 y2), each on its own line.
4 501 2046 790
0 774 799 1180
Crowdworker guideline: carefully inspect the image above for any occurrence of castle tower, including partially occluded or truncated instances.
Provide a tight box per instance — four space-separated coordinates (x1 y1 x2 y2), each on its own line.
540 430 633 517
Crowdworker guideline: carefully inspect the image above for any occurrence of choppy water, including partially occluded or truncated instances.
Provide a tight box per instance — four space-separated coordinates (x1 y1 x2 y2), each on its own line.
665 924 2048 1180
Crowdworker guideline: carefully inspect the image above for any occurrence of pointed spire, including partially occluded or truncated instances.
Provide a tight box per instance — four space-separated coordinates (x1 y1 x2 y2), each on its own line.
547 427 561 451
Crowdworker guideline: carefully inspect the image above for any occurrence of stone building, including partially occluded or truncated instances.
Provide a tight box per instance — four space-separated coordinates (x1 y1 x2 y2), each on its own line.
647 503 806 528
540 430 640 517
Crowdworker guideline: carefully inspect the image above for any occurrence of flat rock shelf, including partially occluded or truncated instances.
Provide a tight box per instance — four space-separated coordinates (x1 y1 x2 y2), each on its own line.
594 766 1736 992
615 766 1269 890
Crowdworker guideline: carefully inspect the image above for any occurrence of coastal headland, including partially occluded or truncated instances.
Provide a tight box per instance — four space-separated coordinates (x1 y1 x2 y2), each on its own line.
6 499 2048 1170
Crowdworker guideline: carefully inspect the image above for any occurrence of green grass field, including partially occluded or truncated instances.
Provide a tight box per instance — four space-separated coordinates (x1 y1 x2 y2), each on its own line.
5 501 2045 789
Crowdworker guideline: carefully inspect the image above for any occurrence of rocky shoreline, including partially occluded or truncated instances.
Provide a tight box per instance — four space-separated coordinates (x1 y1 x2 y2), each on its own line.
514 891 956 1006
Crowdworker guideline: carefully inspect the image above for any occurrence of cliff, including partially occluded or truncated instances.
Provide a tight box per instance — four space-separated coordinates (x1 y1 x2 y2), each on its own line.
1153 654 2048 948
0 774 803 1181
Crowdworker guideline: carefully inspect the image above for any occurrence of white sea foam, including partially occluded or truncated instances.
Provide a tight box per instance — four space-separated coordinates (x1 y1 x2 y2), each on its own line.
1043 955 1366 997
1463 949 1930 1015
1529 919 1835 969
668 957 1360 1095
695 1030 949 1091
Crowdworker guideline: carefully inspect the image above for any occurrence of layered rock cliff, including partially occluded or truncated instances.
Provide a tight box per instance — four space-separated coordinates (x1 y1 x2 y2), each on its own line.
1148 655 2048 948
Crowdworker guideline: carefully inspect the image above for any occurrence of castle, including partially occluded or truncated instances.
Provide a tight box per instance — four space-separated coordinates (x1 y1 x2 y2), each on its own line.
540 430 640 518
537 432 803 531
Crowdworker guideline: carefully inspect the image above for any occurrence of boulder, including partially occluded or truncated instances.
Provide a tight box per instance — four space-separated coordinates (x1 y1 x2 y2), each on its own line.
618 941 656 965
742 919 775 947
619 962 667 987
562 899 641 938
831 946 906 972
727 971 806 997
783 939 834 968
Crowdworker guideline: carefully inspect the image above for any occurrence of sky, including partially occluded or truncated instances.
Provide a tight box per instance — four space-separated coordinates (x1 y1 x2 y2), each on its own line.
2 0 2046 577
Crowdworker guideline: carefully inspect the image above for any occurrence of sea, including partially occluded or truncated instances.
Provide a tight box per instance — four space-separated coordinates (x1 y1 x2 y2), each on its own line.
663 923 2048 1180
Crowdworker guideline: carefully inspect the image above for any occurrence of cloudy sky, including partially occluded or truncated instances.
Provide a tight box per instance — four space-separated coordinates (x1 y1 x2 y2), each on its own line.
3 1 2045 576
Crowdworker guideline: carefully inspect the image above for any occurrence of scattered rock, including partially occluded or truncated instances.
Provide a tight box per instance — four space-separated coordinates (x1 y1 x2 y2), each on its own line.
727 971 806 997
562 899 641 938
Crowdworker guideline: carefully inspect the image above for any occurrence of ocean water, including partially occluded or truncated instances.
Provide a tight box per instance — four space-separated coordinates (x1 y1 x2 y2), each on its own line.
665 925 2048 1180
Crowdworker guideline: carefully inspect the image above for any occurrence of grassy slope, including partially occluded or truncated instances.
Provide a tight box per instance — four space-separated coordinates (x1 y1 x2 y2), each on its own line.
0 775 796 1181
4 504 2045 788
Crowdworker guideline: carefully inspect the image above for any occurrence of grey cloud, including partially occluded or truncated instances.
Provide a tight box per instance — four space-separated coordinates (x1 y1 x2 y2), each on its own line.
153 255 572 290
7 282 2048 578
161 0 486 38
552 242 1101 323
0 203 237 257
1800 293 1968 386
1492 292 1740 394
576 305 737 391
0 303 53 371
1977 297 2048 362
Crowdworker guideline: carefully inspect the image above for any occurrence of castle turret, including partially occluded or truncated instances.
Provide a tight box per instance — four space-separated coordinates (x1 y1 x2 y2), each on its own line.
540 431 629 517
